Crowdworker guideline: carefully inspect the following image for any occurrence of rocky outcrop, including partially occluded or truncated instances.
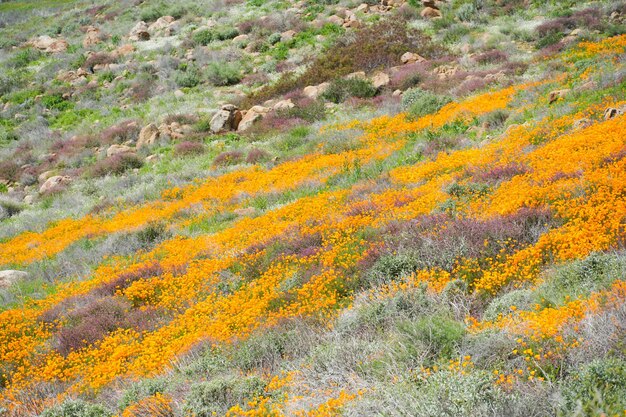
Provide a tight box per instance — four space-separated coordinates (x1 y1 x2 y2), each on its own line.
303 82 330 100
148 16 178 37
371 71 391 89
401 52 426 64
107 144 134 157
548 89 570 104
137 124 160 149
238 106 271 132
0 270 28 288
39 175 71 194
210 105 242 133
83 26 104 48
31 35 68 53
129 21 150 41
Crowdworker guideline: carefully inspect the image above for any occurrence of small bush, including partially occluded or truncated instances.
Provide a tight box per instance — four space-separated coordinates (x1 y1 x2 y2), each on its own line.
8 47 42 69
560 358 626 417
206 62 241 87
0 198 25 220
246 148 270 164
192 29 214 46
401 87 451 118
321 78 377 103
183 375 265 416
0 160 21 182
275 98 325 122
39 399 112 417
175 66 202 88
213 151 244 166
174 141 205 156
398 314 465 363
88 154 143 178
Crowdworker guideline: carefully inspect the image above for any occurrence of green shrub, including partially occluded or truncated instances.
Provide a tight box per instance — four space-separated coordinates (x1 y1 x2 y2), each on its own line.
268 32 281 45
483 289 533 321
41 94 73 112
275 100 326 122
183 375 265 416
215 27 239 41
192 29 214 45
321 78 377 103
401 87 451 118
175 66 202 88
560 358 626 417
0 198 24 219
8 47 42 69
206 63 241 87
398 314 465 362
119 378 167 411
39 399 112 417
455 2 480 22
536 252 626 306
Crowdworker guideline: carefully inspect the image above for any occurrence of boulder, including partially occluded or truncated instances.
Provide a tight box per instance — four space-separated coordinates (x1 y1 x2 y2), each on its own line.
210 104 242 133
548 89 570 104
281 30 296 42
328 15 345 25
421 7 442 19
136 123 160 149
434 64 459 80
573 118 592 130
273 99 295 110
32 35 68 53
346 71 367 80
303 82 330 100
39 175 71 194
603 107 625 120
0 270 28 288
371 72 390 89
232 34 249 43
129 21 150 41
148 16 176 37
83 26 103 48
113 44 135 58
356 3 369 12
106 144 134 157
401 52 426 64
238 106 271 132
38 170 58 183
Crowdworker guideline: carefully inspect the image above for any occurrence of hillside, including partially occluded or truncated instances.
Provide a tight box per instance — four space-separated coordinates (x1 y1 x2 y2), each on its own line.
0 0 626 416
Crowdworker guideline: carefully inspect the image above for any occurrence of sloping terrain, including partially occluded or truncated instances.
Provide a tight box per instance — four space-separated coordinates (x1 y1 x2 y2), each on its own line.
0 0 626 416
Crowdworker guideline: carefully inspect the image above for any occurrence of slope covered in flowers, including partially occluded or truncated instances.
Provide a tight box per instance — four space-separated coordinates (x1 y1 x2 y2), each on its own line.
1 35 626 416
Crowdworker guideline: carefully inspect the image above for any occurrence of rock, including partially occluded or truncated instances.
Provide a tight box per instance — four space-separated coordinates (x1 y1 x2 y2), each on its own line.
603 107 625 120
173 89 185 98
148 16 176 37
303 82 330 100
145 154 160 163
371 72 390 89
233 207 256 217
31 35 68 53
83 26 103 48
392 89 403 96
281 30 296 42
548 89 570 104
106 144 134 157
23 195 35 205
356 3 369 12
210 104 242 133
238 106 271 132
346 71 367 80
328 15 345 25
484 71 506 84
573 118 592 130
38 170 58 183
39 175 71 194
0 270 28 288
434 64 459 80
273 99 295 110
129 21 150 41
112 44 135 58
421 7 442 19
343 19 361 28
232 34 249 43
401 52 426 64
136 123 160 149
